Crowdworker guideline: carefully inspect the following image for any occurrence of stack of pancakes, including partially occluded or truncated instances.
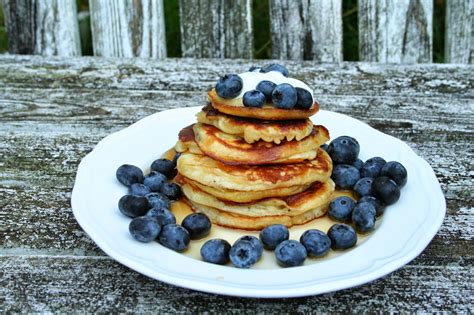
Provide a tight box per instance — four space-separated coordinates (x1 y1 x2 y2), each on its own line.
175 89 335 230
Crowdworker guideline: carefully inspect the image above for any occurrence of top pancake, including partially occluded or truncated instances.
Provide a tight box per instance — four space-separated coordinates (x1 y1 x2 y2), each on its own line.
208 89 319 120
196 105 314 144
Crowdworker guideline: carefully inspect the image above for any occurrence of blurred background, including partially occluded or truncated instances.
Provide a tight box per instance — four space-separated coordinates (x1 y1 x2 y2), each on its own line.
0 0 447 62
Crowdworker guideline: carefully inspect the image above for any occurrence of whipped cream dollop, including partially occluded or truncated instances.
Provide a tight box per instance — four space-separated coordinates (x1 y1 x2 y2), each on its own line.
237 70 314 101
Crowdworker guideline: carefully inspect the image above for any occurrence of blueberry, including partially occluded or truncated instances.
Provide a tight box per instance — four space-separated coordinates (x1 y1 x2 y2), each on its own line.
182 213 212 240
353 177 374 197
327 136 360 164
328 224 357 250
129 216 161 242
358 196 385 217
320 143 329 152
352 158 364 171
331 164 361 189
352 202 376 233
229 239 261 268
372 176 400 205
146 207 176 226
215 74 243 99
201 239 231 265
275 240 307 267
300 229 331 257
129 183 152 196
172 152 181 165
381 161 408 187
256 80 276 101
328 196 355 222
160 183 182 200
116 164 144 187
143 171 167 192
150 158 176 179
295 87 313 109
158 224 190 252
118 195 152 218
248 65 261 72
272 83 297 109
145 192 171 209
259 224 289 250
360 157 386 178
243 90 266 108
236 235 264 259
260 64 289 77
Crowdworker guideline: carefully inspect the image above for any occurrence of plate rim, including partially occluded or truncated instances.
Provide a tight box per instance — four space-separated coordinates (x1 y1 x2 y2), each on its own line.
71 107 446 298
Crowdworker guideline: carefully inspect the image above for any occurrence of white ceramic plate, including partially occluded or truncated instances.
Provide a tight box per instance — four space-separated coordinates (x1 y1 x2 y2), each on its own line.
71 107 445 298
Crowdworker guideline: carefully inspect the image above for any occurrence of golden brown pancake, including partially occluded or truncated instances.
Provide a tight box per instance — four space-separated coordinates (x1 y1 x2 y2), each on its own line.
175 124 321 165
176 174 312 203
196 105 314 144
176 148 332 191
180 178 335 217
184 199 329 230
192 123 328 165
208 89 319 120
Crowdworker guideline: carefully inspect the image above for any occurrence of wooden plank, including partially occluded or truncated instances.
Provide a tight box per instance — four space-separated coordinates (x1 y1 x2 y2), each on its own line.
89 0 166 58
0 56 472 311
445 0 474 64
0 56 472 98
2 0 81 56
269 0 342 62
0 92 472 257
358 0 433 63
0 256 472 312
178 0 253 58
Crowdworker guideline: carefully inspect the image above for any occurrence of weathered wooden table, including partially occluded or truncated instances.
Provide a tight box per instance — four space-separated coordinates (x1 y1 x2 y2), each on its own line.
0 55 472 312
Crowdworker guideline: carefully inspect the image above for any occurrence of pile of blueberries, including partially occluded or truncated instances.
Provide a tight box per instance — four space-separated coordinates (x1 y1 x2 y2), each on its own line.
116 156 212 251
201 223 353 268
215 64 313 110
323 135 408 235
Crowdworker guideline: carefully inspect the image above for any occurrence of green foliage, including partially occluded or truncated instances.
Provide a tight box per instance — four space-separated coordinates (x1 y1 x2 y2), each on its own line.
433 0 445 63
0 3 6 53
253 0 271 59
343 0 359 61
164 0 181 57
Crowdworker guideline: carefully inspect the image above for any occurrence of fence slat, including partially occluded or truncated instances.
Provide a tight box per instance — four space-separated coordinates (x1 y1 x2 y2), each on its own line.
179 0 253 58
358 0 433 63
3 0 81 56
445 0 473 64
270 0 342 62
89 0 166 58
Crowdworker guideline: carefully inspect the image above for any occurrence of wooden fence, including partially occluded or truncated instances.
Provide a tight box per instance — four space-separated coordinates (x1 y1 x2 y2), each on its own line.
2 0 473 63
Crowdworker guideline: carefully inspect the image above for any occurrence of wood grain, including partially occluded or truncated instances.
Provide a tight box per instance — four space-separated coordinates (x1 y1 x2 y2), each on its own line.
89 0 166 58
445 0 473 64
270 0 342 62
0 257 471 312
2 0 81 56
179 0 253 58
0 56 472 312
358 0 433 63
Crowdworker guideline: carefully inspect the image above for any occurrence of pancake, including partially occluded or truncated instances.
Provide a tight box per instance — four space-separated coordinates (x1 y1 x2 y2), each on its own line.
192 123 328 165
176 174 312 203
175 124 321 165
176 148 332 191
181 178 335 217
208 89 319 120
174 124 203 155
185 200 329 230
196 105 314 144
